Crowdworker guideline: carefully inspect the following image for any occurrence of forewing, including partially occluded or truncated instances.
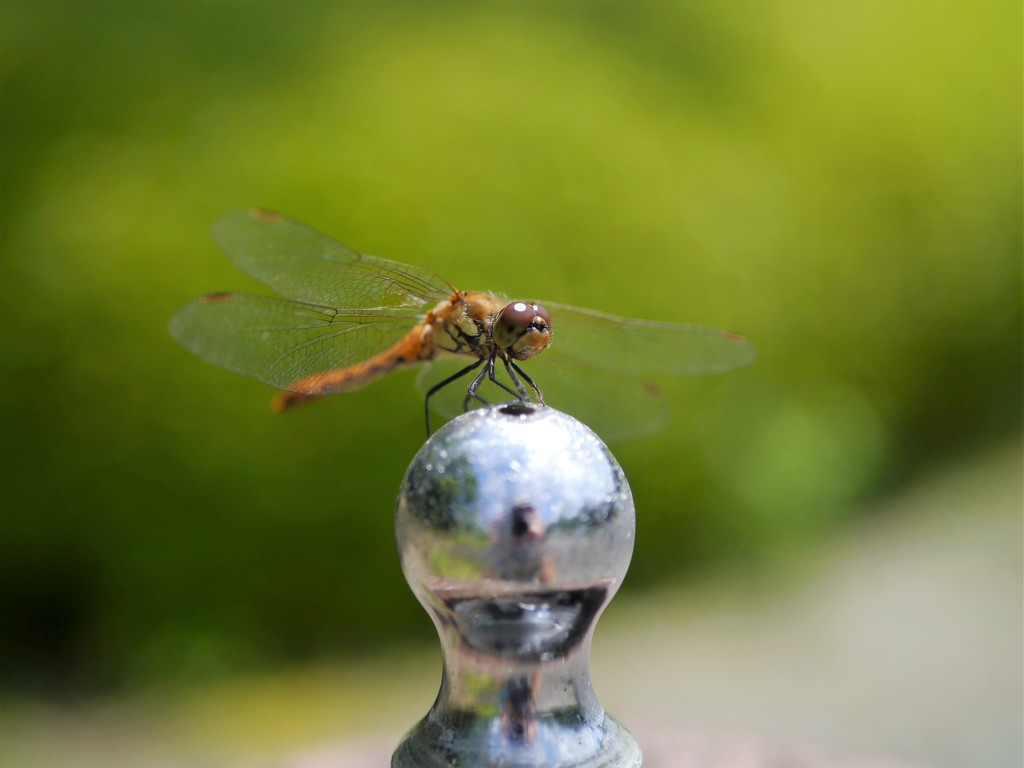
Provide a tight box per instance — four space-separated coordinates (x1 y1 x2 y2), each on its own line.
211 209 455 309
169 293 420 393
542 301 755 376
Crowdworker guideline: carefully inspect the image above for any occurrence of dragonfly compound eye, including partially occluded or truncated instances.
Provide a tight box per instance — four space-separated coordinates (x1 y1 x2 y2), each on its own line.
494 302 552 360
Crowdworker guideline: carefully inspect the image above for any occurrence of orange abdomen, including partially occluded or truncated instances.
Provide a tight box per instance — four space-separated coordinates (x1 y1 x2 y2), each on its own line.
273 324 436 410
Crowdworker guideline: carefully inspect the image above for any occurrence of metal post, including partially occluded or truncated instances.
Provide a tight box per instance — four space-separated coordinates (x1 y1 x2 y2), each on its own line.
393 403 642 768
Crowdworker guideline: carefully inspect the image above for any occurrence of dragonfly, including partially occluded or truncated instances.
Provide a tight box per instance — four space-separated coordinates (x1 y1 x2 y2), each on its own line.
169 209 755 438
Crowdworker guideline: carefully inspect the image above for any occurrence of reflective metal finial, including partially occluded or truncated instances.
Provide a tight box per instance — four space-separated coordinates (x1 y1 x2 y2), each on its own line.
393 403 642 768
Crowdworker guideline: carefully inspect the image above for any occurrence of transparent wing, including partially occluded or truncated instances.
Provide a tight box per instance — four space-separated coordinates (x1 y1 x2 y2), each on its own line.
210 209 455 309
541 301 755 376
169 293 422 393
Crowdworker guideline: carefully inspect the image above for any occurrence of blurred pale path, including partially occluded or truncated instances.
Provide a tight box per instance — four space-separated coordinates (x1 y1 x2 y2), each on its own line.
0 443 1018 768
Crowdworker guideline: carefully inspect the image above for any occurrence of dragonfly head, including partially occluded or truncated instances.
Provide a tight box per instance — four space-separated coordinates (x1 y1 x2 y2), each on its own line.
493 301 552 360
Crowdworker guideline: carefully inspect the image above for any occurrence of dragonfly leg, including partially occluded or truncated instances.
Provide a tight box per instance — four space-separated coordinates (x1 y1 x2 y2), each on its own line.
507 359 545 404
462 364 491 411
425 357 485 436
487 352 525 401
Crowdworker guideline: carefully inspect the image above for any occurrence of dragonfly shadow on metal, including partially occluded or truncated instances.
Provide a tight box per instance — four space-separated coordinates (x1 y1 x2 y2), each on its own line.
169 209 755 440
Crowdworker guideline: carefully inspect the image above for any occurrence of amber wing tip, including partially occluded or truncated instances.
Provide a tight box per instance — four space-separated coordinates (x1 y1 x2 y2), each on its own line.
200 292 233 304
249 208 283 222
272 391 320 411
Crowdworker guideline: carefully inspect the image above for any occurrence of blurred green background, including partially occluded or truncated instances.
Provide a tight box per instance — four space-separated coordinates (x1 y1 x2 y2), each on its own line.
1 0 1019 725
